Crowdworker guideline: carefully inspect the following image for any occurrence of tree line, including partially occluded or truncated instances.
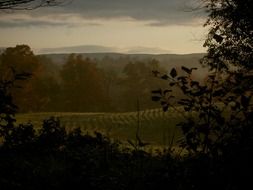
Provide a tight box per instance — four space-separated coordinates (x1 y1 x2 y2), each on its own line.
0 44 167 113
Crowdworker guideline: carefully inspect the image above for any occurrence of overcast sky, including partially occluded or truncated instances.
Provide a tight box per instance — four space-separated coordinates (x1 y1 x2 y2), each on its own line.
0 0 207 54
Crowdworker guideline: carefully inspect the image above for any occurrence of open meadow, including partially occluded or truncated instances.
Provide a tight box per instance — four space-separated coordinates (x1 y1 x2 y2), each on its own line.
16 108 184 147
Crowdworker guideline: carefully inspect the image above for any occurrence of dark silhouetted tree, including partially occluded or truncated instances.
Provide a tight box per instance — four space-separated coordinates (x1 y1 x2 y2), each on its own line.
152 0 253 156
201 0 253 70
152 2 253 189
0 68 31 143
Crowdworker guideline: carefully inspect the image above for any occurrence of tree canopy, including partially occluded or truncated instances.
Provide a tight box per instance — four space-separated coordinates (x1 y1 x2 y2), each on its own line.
201 0 253 70
60 54 109 112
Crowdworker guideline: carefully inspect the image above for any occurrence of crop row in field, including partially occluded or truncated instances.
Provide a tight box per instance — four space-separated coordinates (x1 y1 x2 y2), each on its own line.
16 108 185 146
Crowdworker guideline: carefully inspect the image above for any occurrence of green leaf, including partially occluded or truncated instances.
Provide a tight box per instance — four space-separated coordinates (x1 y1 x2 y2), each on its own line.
178 76 188 84
152 96 161 101
161 74 169 80
181 86 189 93
163 105 169 112
181 66 191 74
170 68 177 78
169 82 176 87
213 34 223 43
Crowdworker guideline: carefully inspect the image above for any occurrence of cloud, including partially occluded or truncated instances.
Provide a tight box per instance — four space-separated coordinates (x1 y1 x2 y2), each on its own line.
57 0 206 26
0 0 206 28
0 13 101 28
0 20 69 28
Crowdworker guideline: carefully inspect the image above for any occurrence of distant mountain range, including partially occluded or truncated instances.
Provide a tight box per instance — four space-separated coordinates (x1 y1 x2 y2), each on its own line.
39 45 118 54
38 44 182 55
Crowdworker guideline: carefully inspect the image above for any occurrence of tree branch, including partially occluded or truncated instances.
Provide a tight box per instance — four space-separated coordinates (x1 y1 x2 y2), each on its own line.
0 0 69 10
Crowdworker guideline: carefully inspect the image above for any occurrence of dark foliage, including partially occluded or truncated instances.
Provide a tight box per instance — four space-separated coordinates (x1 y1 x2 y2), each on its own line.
201 0 253 70
150 1 253 189
151 70 253 189
1 115 252 190
0 117 175 190
0 68 31 144
152 66 253 156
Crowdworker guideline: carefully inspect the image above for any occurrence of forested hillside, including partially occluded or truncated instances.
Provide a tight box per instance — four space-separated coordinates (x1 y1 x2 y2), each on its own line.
0 45 206 113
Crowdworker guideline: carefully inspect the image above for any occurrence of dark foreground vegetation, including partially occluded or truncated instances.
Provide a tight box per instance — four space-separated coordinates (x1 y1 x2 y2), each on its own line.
0 116 252 190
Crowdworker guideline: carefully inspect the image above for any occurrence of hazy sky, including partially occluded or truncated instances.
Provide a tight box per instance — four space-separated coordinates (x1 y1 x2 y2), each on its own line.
0 0 207 54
